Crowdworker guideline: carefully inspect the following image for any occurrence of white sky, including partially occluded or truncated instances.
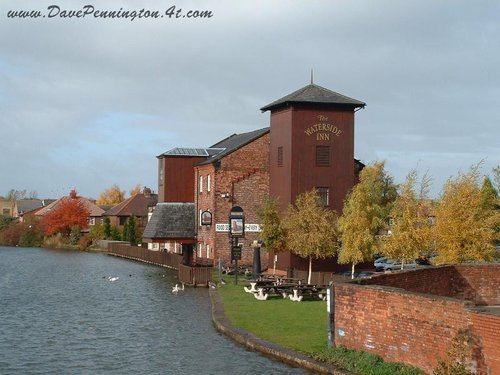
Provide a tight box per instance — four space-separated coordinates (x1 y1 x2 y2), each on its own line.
1 1 499 199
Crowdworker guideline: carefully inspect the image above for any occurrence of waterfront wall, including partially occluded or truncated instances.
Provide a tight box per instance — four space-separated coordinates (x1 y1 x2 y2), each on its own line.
332 264 500 374
108 243 213 286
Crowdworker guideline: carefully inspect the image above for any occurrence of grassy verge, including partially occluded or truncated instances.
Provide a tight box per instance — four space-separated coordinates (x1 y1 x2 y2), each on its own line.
216 275 424 375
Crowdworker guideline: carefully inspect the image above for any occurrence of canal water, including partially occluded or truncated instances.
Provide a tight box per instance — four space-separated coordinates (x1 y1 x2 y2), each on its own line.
0 246 309 374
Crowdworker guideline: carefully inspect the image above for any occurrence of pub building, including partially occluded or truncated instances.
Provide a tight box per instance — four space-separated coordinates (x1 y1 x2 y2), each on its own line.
143 81 366 275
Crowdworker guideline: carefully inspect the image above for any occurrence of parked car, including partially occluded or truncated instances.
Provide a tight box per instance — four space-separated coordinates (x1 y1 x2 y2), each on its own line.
375 258 418 272
374 256 388 268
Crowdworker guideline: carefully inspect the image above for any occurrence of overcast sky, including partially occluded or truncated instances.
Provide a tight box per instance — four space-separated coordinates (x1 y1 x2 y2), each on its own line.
1 1 499 200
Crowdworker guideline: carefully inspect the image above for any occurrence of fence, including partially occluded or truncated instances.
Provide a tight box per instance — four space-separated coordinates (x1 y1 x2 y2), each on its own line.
288 269 349 285
107 243 212 286
178 264 213 286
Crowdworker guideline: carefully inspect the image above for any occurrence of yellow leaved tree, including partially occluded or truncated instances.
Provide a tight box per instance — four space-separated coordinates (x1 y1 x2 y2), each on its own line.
381 169 434 268
432 165 499 264
338 161 396 278
282 189 340 284
96 184 125 205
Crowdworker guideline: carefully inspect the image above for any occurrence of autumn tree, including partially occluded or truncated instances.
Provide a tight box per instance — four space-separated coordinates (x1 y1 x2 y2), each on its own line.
492 165 500 193
96 184 125 205
480 176 498 209
282 189 340 284
257 196 286 253
432 165 499 264
129 184 142 196
381 170 434 268
338 161 396 278
42 197 90 236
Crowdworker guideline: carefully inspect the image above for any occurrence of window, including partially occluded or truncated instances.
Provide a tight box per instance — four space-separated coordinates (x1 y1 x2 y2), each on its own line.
207 175 211 192
88 217 96 226
198 243 203 258
206 244 210 258
316 187 329 207
199 176 203 193
158 158 164 186
316 145 330 166
277 146 283 167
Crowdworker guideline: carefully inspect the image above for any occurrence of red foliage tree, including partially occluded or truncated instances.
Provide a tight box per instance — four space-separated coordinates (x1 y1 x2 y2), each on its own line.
42 197 90 236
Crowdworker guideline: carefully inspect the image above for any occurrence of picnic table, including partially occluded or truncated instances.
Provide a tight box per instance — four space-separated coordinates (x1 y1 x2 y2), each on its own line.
244 277 326 302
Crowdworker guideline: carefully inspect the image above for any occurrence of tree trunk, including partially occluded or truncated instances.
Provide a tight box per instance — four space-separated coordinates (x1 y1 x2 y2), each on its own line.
308 256 312 284
351 263 356 279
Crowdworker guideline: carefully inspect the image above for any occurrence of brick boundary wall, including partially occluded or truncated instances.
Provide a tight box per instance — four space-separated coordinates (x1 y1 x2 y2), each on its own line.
332 264 499 374
360 264 500 305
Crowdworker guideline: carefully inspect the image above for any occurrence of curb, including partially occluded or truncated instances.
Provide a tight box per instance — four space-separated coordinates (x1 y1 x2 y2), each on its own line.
209 288 352 375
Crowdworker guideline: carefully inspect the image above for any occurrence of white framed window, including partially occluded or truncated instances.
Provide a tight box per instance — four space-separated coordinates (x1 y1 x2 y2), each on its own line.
199 176 203 193
198 243 203 258
88 217 96 226
207 175 211 192
206 244 210 258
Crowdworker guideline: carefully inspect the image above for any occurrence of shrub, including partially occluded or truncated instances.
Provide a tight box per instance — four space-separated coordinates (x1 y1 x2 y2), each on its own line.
78 235 93 251
314 346 424 375
69 226 81 245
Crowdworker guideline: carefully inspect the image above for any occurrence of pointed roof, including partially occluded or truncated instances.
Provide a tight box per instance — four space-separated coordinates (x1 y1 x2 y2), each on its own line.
143 203 195 240
260 83 365 112
36 195 105 217
196 127 270 166
103 191 158 218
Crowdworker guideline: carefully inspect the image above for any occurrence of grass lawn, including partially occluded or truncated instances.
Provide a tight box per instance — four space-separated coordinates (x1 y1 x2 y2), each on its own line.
217 276 329 355
216 275 425 375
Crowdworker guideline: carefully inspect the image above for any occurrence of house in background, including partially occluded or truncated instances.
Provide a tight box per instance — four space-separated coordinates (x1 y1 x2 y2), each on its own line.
103 187 158 229
0 198 15 217
15 199 55 222
36 190 105 230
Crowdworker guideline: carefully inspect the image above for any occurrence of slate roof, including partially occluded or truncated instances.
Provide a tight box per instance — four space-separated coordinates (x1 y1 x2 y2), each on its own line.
103 192 158 217
16 199 47 215
143 203 195 239
157 147 225 158
260 83 366 112
196 127 270 166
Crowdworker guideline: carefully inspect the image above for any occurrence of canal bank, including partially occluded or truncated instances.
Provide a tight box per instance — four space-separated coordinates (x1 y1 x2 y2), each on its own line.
209 288 352 375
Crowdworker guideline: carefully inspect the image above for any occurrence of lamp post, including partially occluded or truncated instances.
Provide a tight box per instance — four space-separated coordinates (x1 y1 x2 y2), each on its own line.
252 240 262 279
229 206 244 285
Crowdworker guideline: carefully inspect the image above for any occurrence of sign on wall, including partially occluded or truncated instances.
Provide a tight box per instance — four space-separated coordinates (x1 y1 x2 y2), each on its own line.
201 210 212 226
215 223 261 232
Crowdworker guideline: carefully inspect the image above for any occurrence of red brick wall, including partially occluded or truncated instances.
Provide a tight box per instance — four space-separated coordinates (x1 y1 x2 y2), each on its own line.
471 312 500 375
334 265 500 374
361 264 500 305
454 265 500 305
195 132 270 268
334 283 472 373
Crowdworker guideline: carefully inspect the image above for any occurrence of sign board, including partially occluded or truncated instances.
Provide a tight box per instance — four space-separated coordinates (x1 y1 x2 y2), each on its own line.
229 206 244 237
215 223 261 232
201 210 212 226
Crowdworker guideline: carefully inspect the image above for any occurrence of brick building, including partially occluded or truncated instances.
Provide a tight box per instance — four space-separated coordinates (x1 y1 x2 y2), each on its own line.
145 81 366 271
262 82 365 273
194 128 270 267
